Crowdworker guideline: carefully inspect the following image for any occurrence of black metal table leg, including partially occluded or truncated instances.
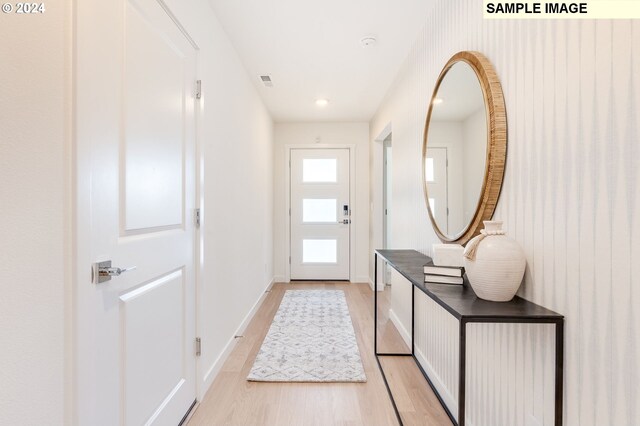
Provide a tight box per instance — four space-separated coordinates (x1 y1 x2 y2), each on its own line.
411 284 415 356
555 320 564 426
374 252 378 354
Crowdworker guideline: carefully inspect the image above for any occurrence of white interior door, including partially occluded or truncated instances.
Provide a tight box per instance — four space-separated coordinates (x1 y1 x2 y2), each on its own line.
290 148 350 280
425 147 448 234
75 0 198 424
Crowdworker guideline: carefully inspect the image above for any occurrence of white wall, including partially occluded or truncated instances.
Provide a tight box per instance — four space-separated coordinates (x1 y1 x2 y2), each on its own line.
0 2 71 424
370 1 640 424
274 122 369 283
162 0 274 395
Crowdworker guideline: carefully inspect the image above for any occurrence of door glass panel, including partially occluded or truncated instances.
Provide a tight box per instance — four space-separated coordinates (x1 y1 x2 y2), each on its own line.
303 239 337 263
303 159 337 182
425 158 435 182
303 199 337 223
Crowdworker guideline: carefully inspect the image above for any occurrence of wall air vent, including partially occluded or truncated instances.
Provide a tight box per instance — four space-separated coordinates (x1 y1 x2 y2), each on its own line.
260 75 273 87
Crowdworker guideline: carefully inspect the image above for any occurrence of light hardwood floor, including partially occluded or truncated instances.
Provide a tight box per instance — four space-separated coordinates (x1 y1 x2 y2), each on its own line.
187 282 451 426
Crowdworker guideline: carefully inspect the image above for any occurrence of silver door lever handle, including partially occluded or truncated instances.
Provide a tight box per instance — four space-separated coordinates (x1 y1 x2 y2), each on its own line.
99 266 137 277
93 260 137 284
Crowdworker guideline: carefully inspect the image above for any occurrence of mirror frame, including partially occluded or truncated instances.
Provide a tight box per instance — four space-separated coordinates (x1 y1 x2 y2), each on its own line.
422 51 507 245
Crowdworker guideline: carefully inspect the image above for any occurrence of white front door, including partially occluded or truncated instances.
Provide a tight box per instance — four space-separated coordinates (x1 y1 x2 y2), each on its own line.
425 147 448 234
75 0 197 424
290 148 350 280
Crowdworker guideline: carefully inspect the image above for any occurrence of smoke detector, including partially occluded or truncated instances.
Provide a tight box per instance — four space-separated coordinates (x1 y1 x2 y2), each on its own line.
360 36 377 48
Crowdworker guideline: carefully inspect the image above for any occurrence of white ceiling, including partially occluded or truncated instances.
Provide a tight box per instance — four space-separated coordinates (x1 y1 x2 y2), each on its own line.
208 0 435 122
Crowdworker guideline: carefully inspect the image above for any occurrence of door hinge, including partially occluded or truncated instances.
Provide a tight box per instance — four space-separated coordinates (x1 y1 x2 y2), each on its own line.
195 208 201 228
195 80 202 99
195 337 201 357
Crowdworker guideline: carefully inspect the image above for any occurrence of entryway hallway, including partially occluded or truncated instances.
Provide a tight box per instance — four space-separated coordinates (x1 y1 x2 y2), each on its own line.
187 282 450 425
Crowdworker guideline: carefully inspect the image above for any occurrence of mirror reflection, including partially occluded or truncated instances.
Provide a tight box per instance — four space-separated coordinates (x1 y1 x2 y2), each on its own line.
425 61 487 239
375 272 411 355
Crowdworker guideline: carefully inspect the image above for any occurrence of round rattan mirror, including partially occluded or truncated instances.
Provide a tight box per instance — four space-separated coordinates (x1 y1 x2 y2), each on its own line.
422 51 506 245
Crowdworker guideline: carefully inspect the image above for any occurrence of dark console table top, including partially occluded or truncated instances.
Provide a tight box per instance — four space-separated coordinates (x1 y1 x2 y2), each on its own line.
375 249 563 321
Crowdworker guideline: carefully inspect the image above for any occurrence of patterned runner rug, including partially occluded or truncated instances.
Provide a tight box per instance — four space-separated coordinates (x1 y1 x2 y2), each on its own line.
247 289 367 382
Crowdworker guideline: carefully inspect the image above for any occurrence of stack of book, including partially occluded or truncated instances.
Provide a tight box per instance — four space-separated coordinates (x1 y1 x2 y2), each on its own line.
424 260 464 285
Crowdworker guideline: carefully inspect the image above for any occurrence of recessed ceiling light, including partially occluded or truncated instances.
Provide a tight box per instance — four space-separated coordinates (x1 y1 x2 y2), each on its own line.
360 36 377 48
432 97 443 105
316 99 329 107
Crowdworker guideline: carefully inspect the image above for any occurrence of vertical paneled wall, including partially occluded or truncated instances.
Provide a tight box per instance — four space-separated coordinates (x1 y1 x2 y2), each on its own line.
465 323 555 426
414 291 460 419
370 1 640 424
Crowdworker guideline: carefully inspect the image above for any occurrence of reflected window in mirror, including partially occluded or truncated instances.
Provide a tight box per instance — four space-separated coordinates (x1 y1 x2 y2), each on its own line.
425 158 435 182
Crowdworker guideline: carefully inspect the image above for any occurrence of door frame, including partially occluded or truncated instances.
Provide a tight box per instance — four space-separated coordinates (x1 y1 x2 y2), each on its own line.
284 144 356 282
193 58 204 402
425 146 449 234
372 122 391 291
382 137 392 286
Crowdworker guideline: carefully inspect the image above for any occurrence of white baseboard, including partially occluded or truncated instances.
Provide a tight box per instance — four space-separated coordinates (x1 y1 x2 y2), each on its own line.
199 277 274 398
355 275 370 284
413 346 458 421
368 277 385 292
273 275 286 283
388 308 412 348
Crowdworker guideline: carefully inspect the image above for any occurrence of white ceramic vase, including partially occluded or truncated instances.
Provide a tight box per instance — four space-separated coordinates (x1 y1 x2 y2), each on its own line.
463 221 526 302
